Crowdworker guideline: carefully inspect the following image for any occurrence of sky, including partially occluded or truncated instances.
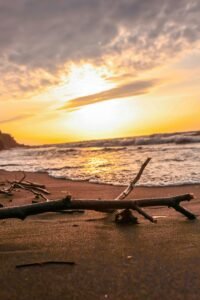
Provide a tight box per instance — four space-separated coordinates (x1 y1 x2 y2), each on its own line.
0 0 200 145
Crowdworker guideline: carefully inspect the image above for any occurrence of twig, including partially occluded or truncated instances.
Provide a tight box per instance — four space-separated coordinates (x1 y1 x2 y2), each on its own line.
0 189 13 196
16 261 76 268
24 180 46 189
7 182 50 195
133 205 156 223
4 172 50 201
15 184 49 201
19 172 26 184
56 210 85 214
113 157 152 223
6 172 26 193
115 157 151 201
171 204 196 220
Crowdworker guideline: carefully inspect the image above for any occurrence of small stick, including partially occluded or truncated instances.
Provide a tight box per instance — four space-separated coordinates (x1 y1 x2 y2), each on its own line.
6 172 50 196
18 172 26 184
112 158 151 223
16 261 76 268
171 204 196 220
6 172 26 193
0 189 13 196
133 205 156 223
56 210 85 214
27 186 50 195
15 184 49 201
7 182 50 195
24 180 46 189
115 157 151 201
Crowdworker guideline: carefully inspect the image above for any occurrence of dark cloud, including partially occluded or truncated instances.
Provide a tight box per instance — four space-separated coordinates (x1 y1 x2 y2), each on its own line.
0 0 199 68
61 79 157 110
0 0 199 94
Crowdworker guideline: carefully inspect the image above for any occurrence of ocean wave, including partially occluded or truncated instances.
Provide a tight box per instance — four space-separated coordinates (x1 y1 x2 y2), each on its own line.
102 147 127 152
61 131 200 147
90 147 127 153
49 173 200 187
175 136 200 144
43 165 82 171
55 148 79 154
0 163 20 167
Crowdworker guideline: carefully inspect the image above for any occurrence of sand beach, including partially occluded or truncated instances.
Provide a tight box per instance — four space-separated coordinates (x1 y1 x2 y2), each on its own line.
0 170 200 300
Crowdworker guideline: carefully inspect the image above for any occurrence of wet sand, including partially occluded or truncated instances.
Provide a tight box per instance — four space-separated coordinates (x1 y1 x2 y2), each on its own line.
0 170 200 300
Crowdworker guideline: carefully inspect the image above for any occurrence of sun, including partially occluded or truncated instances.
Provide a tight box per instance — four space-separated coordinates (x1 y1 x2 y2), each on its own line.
51 63 114 104
67 64 113 96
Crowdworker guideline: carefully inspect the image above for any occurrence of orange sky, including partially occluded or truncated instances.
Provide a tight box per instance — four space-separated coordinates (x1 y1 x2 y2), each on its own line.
0 1 200 145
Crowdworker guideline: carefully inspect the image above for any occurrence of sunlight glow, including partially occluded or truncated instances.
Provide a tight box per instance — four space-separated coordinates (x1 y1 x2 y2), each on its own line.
67 64 113 96
65 99 139 140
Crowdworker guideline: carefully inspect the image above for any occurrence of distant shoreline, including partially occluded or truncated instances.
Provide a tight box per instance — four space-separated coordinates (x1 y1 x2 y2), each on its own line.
5 129 200 148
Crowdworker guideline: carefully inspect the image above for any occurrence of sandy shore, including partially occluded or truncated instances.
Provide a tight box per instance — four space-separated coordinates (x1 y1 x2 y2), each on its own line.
0 170 200 300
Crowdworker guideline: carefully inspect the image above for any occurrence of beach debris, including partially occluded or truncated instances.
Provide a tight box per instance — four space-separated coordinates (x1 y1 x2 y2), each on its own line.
127 256 133 260
0 189 13 196
23 180 46 189
0 172 50 201
16 261 76 269
0 193 196 221
115 208 139 224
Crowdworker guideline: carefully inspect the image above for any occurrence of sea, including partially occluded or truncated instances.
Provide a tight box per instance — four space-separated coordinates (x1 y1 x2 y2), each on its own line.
0 131 200 187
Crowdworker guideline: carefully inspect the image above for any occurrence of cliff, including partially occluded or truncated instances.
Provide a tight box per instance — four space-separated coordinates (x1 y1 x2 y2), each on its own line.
0 131 20 150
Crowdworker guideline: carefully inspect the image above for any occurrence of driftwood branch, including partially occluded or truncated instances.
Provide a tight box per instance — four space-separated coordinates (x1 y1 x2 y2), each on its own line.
0 194 195 221
113 157 152 223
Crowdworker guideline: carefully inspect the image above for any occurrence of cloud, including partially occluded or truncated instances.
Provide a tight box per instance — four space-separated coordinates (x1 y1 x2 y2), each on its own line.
61 79 157 110
0 0 199 96
1 0 199 67
0 114 33 124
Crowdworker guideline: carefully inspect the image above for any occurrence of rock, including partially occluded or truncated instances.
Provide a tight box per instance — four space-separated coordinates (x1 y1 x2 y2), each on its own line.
0 130 21 150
